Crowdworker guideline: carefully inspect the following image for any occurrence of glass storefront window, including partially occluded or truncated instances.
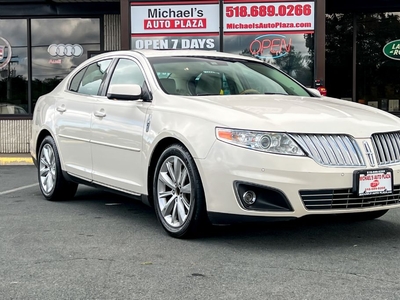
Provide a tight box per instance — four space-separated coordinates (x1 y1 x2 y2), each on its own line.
357 13 400 112
224 33 314 87
31 18 101 108
0 19 28 115
0 17 101 115
326 12 400 111
325 13 354 100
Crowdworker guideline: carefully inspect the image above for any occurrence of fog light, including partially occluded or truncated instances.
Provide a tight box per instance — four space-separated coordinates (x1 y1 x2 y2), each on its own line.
242 190 256 205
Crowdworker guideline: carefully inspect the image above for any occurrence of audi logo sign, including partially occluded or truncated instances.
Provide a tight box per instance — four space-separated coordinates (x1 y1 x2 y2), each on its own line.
0 37 12 70
47 44 84 57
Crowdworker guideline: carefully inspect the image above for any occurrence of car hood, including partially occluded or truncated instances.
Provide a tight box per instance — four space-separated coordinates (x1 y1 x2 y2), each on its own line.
185 95 400 137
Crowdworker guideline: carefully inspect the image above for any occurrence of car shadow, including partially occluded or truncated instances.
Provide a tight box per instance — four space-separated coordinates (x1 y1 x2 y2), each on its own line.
52 186 400 249
197 213 400 250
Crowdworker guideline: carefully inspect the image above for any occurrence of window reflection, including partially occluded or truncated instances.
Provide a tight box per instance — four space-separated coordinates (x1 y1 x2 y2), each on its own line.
109 59 145 86
325 14 353 100
77 59 112 95
0 18 101 115
326 12 400 113
223 33 314 87
357 13 400 112
31 18 101 108
0 19 28 114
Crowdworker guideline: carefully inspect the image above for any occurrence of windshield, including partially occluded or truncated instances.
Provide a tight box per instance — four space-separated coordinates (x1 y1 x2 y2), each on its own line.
149 56 311 97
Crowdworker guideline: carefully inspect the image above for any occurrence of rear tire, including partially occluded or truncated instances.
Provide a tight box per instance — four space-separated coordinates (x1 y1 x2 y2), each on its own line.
38 136 78 201
153 144 207 238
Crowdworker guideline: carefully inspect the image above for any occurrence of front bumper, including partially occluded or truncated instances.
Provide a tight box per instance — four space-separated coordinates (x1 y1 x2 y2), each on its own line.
196 140 400 221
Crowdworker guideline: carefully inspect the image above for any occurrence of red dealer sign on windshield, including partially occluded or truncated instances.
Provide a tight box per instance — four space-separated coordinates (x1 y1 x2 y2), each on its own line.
223 0 315 33
131 1 219 35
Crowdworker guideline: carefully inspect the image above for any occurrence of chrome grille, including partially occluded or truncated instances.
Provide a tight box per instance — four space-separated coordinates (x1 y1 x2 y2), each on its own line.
291 134 365 167
300 185 400 210
372 131 400 165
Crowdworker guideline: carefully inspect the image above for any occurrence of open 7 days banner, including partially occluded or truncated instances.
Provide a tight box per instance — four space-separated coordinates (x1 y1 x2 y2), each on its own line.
130 1 220 50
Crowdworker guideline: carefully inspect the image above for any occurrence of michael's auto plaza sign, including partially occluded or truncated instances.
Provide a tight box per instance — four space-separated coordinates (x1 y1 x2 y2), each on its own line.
131 1 219 50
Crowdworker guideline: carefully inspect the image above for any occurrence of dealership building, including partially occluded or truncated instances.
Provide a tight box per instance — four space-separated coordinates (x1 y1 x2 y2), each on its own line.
1 0 400 153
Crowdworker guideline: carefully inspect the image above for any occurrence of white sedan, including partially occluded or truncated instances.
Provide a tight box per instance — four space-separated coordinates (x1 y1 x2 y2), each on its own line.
31 50 400 238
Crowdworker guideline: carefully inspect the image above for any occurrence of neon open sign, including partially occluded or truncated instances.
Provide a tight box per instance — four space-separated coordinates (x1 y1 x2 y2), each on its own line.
249 34 292 59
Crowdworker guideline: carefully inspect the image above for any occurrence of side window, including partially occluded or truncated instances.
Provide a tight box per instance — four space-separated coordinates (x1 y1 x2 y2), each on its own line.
76 59 112 95
69 67 86 92
108 59 145 87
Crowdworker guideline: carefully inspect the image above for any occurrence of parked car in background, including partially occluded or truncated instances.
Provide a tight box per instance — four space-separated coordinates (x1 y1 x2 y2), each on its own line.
317 86 327 96
31 50 400 238
0 103 27 114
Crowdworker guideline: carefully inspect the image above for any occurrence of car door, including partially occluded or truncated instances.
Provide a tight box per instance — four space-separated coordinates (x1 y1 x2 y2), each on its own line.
54 59 112 180
91 57 151 193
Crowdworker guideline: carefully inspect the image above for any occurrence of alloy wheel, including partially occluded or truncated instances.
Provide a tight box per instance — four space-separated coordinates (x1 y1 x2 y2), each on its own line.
157 156 192 227
39 144 56 194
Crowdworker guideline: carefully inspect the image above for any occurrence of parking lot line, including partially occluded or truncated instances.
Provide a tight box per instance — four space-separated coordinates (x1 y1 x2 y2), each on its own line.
0 183 38 196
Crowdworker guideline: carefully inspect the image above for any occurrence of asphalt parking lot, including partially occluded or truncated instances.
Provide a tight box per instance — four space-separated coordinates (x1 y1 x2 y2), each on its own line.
1 165 400 300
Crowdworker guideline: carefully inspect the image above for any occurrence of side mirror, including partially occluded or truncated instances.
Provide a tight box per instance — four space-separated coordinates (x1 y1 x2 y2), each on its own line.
307 88 322 97
107 84 142 101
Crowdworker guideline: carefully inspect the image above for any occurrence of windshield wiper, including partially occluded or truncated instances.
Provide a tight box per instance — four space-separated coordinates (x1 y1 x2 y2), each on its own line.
196 93 220 96
264 92 288 95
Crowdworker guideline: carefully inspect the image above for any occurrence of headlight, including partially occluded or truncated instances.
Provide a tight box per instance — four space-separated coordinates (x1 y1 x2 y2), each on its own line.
216 128 305 156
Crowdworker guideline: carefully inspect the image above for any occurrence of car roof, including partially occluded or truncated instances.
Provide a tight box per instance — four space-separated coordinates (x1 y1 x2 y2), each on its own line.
93 49 261 62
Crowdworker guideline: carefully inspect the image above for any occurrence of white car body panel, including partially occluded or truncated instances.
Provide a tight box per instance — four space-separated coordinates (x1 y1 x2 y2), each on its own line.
198 140 400 216
54 91 94 180
91 97 150 192
179 95 400 136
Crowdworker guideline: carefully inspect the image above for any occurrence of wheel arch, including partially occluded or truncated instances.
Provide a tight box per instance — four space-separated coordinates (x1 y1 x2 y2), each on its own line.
147 137 199 207
36 129 54 158
36 129 78 201
35 128 68 171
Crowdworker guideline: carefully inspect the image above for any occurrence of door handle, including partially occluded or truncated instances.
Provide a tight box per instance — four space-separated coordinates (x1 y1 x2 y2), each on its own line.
56 105 66 113
94 110 106 118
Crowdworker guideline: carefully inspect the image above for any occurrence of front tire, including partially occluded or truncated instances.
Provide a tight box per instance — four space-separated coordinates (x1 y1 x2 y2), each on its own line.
38 136 78 201
153 144 207 238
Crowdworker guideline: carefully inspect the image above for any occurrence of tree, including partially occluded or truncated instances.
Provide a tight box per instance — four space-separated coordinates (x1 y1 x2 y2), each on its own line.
325 13 400 102
272 46 312 86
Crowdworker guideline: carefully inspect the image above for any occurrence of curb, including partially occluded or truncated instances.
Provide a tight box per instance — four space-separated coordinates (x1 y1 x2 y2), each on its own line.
0 156 34 166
